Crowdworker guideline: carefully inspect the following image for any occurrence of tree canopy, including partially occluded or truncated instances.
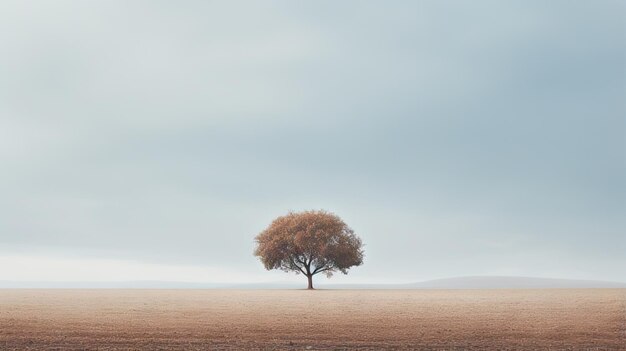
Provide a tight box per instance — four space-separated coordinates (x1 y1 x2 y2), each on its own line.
254 210 364 289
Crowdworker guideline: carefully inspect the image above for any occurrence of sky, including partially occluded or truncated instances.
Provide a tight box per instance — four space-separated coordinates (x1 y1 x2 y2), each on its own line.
1 1 624 285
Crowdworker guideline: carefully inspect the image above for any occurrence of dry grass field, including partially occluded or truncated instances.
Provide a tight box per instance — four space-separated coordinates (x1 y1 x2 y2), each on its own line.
0 289 624 350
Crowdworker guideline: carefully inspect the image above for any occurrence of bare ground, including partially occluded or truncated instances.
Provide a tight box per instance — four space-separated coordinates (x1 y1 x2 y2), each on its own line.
0 289 624 350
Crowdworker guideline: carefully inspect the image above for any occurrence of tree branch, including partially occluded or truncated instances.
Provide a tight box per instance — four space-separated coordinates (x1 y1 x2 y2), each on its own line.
312 264 326 274
312 266 334 275
288 257 306 275
295 255 307 266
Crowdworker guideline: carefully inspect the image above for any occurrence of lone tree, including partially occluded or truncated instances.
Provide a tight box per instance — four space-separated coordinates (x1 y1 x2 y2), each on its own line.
254 210 364 289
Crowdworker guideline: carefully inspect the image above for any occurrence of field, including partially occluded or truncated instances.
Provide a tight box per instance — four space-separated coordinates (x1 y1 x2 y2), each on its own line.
1 289 624 350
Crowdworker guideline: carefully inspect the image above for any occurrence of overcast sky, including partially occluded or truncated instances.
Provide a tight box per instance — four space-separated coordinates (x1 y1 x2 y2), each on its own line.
1 1 624 284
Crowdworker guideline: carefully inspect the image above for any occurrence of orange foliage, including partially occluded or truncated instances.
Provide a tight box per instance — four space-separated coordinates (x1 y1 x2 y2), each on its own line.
254 210 364 289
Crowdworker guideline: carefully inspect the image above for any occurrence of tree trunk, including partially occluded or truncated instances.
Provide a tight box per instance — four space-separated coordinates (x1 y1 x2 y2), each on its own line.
306 274 314 289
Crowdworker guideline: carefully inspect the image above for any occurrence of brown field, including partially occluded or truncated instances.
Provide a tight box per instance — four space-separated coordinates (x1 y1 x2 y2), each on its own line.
0 289 624 350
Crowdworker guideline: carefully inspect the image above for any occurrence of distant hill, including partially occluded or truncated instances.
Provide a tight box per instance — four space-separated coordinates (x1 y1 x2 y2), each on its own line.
318 276 626 289
2 276 624 289
400 276 626 289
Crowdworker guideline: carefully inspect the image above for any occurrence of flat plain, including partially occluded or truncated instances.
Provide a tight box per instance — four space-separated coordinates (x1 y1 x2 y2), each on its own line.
0 289 624 350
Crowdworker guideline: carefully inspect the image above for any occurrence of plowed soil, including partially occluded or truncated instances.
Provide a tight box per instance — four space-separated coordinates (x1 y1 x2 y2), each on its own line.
1 289 624 350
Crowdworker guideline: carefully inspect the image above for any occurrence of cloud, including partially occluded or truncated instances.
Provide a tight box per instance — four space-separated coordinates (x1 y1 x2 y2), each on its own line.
0 1 624 282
